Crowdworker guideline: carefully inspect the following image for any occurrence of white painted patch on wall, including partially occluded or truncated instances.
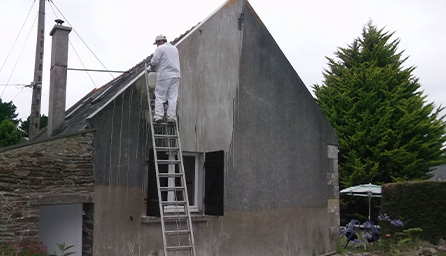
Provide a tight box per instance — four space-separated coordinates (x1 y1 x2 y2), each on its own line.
38 204 82 256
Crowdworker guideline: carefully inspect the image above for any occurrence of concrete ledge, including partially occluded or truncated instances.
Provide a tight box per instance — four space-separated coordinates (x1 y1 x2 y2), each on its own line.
0 129 96 153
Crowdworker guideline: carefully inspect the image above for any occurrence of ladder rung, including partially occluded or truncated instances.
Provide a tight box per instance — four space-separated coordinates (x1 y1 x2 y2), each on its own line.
157 159 181 165
166 245 194 251
161 200 187 206
160 186 185 191
158 173 182 178
154 134 177 138
155 147 179 151
165 229 191 236
163 214 188 220
153 122 176 126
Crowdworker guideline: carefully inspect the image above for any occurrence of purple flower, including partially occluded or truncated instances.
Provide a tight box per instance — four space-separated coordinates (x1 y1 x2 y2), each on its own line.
391 219 403 226
337 228 347 236
378 213 391 222
363 233 372 240
363 221 372 228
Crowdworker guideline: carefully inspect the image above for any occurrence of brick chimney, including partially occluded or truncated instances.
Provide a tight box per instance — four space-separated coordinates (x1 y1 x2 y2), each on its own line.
47 19 71 136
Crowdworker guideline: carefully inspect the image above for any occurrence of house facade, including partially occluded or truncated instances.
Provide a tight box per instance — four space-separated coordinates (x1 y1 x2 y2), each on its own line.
0 0 339 255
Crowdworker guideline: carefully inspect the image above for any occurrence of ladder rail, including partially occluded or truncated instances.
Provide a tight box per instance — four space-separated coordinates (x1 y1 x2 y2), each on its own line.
173 114 197 256
144 64 169 256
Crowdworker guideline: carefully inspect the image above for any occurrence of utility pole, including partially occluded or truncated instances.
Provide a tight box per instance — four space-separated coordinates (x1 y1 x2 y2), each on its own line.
29 0 45 139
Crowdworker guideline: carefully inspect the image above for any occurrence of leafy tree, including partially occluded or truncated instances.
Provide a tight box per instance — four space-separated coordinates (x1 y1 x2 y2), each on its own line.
314 22 446 188
0 99 25 147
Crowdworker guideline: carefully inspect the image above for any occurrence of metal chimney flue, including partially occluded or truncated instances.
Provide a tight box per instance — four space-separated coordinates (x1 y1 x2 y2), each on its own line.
47 20 71 136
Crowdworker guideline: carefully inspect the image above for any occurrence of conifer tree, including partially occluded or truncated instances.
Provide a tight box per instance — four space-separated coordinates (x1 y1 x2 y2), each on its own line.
314 22 446 187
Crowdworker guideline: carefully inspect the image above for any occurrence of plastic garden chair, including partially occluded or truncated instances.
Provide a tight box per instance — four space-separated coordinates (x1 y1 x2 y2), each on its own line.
343 219 360 248
363 220 379 243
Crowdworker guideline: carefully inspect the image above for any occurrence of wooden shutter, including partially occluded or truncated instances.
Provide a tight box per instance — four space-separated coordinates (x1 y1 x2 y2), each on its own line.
204 150 224 216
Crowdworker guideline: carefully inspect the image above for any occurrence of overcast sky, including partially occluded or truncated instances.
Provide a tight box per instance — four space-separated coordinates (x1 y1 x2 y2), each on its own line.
1 0 445 120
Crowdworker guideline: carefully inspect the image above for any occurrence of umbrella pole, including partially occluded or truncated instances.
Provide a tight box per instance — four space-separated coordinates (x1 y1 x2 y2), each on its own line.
368 195 371 220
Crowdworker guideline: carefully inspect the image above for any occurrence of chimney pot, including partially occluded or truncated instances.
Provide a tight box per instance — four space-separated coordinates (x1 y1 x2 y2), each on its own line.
55 19 64 25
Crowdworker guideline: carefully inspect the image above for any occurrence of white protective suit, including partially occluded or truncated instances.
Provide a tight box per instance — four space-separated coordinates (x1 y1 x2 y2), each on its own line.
150 42 181 120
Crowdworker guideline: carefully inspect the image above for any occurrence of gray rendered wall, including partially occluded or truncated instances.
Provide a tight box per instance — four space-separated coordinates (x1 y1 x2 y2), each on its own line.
88 76 159 255
232 1 338 210
224 2 339 254
177 0 243 153
89 74 149 187
175 0 339 255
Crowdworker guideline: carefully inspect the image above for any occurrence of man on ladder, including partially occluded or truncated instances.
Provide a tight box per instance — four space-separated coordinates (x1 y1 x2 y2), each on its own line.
147 34 196 256
151 34 181 123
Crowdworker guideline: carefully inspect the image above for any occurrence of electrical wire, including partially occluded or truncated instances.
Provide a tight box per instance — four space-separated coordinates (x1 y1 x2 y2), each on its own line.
69 40 97 88
48 1 115 80
0 84 29 87
49 1 105 88
47 0 58 19
12 86 32 101
0 0 36 75
2 1 116 102
1 13 38 98
47 0 98 88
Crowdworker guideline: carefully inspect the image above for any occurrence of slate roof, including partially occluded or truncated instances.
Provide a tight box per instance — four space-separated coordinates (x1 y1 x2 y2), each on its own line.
33 26 196 140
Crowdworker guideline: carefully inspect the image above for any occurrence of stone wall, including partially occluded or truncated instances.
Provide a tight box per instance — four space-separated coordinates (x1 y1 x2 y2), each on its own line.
0 131 94 249
327 144 341 245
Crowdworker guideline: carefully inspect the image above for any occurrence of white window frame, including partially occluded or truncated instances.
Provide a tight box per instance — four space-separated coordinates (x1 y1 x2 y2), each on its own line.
164 152 202 213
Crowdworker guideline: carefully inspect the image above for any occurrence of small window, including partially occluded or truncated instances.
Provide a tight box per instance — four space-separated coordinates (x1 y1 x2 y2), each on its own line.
147 150 224 217
182 154 198 208
165 152 200 213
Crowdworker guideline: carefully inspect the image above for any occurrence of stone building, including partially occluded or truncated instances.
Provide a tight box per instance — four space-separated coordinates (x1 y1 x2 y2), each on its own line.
0 0 339 255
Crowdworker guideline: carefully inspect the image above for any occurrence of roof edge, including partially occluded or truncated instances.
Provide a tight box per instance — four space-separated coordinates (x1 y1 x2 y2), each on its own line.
87 70 146 120
175 0 236 46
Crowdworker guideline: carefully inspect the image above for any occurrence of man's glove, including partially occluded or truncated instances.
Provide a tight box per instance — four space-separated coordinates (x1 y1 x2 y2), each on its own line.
148 64 156 72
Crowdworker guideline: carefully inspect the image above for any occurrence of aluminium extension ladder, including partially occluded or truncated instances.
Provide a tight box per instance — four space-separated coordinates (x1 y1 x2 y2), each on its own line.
144 64 197 256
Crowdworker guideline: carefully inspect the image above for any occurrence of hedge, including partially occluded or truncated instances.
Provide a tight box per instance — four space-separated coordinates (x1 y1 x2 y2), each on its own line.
380 181 446 244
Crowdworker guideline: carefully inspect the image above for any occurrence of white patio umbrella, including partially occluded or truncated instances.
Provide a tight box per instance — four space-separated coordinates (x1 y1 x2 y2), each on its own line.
340 183 382 220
